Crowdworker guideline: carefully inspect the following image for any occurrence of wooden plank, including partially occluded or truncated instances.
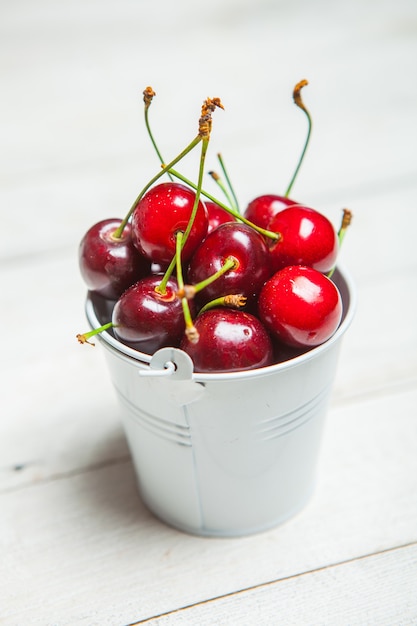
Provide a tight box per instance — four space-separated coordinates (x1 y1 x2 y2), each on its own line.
332 264 417 403
1 0 417 264
0 254 127 492
1 0 416 197
138 544 417 625
1 387 416 625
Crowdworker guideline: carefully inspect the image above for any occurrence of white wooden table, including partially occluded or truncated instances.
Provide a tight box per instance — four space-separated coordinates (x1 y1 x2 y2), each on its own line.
1 1 417 624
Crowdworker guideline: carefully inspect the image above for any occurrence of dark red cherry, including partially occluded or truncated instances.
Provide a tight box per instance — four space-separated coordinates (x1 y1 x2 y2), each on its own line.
79 218 150 300
268 206 338 274
205 200 237 233
131 182 209 265
244 194 298 229
180 308 274 372
187 222 272 306
258 265 342 348
112 275 188 354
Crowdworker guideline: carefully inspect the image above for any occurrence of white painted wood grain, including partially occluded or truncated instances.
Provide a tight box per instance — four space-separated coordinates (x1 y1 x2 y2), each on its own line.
138 544 417 626
1 0 417 624
1 388 416 625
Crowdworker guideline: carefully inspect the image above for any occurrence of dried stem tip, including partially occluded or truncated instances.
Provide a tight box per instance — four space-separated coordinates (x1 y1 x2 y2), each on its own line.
176 285 197 300
76 333 95 346
186 325 200 344
143 86 156 109
341 208 353 230
293 79 309 111
224 294 247 308
199 97 224 139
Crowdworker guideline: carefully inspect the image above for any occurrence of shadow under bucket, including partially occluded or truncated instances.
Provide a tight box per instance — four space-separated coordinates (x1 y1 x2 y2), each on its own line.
85 267 356 537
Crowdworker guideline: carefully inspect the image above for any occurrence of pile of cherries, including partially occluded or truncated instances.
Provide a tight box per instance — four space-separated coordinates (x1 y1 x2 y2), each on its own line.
77 83 351 373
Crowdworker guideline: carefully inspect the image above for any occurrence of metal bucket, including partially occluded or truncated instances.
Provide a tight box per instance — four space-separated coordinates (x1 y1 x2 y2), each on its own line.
85 267 355 537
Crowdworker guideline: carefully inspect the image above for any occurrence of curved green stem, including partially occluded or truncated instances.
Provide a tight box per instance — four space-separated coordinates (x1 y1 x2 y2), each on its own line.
156 137 210 295
193 256 237 293
144 105 174 182
198 294 247 315
76 322 114 346
175 231 198 342
284 79 312 198
157 255 176 295
179 256 237 299
217 153 240 213
284 107 312 198
169 168 280 242
208 171 237 211
182 138 209 248
113 135 202 239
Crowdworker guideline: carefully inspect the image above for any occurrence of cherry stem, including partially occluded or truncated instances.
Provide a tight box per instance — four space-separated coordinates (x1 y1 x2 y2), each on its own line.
157 256 176 296
157 135 211 295
327 208 353 279
169 168 280 242
208 170 236 210
175 231 199 343
217 153 240 213
198 294 247 315
113 135 202 240
143 86 174 182
114 97 223 242
182 138 209 246
76 322 114 346
176 256 238 299
284 79 312 198
337 208 353 247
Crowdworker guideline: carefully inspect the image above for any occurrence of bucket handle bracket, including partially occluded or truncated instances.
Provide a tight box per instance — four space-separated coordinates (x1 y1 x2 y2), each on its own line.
138 347 195 381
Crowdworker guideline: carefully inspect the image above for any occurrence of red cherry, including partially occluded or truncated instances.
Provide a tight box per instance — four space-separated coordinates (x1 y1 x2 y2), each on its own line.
187 222 272 307
258 265 343 348
131 182 208 265
79 218 150 300
112 275 188 353
180 308 274 372
244 194 298 229
205 200 237 233
268 206 338 274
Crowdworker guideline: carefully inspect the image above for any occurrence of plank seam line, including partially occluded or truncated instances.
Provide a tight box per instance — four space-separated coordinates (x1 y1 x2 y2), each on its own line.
126 540 417 625
0 454 131 495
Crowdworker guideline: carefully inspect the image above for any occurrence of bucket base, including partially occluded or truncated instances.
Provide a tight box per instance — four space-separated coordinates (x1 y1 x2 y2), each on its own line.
120 392 326 538
140 484 316 538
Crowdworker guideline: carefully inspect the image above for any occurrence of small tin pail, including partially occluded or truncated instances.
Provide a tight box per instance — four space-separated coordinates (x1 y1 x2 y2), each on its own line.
85 267 355 537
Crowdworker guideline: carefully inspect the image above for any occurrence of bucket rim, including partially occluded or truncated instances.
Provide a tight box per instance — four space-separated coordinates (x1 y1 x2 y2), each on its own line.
85 265 356 382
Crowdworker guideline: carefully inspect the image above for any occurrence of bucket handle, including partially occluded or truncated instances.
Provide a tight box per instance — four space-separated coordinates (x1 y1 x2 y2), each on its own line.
138 347 195 381
138 361 176 377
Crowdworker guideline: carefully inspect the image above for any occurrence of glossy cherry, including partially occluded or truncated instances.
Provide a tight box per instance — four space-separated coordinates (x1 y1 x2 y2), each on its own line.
112 275 189 354
131 182 209 266
180 308 274 372
258 265 343 348
205 200 237 233
79 218 150 300
187 222 272 307
268 206 338 274
243 194 298 229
